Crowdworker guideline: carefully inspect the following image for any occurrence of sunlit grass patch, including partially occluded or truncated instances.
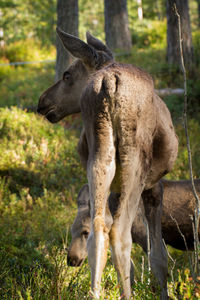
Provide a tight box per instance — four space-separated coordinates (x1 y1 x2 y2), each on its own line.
0 107 86 298
0 63 55 108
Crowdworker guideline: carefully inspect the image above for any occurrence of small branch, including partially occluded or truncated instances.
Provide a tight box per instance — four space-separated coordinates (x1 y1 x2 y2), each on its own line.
174 4 200 274
170 214 193 270
141 256 144 284
141 211 151 277
146 220 151 278
162 239 176 292
170 214 189 252
155 88 184 97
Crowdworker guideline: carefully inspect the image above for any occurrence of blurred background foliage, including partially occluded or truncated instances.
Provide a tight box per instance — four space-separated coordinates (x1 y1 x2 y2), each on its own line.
0 0 200 298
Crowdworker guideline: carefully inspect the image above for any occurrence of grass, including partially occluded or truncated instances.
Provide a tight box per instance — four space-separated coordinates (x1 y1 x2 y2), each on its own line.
0 107 86 298
0 20 200 299
0 63 55 109
0 96 200 299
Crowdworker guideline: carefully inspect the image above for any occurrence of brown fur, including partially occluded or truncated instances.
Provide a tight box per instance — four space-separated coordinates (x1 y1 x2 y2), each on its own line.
37 30 178 299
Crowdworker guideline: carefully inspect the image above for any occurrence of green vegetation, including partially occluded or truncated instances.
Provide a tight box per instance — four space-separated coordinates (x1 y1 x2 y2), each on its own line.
0 0 200 299
0 107 86 298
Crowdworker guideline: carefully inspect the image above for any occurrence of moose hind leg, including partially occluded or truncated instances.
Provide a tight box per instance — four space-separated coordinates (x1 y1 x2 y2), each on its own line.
110 218 133 299
86 126 116 298
110 153 145 299
142 181 168 300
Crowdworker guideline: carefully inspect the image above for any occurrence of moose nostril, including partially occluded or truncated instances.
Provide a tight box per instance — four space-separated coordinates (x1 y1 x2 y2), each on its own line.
67 255 82 267
37 106 47 114
37 95 53 115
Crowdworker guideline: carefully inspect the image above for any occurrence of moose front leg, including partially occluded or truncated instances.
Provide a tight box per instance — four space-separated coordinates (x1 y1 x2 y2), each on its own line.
142 181 168 300
86 126 116 298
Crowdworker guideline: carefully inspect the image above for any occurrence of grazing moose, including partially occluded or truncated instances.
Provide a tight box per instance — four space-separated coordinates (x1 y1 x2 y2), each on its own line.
68 179 200 268
37 29 178 299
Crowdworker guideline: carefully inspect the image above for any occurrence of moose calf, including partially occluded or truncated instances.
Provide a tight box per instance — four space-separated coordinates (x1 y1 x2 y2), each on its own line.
68 179 200 267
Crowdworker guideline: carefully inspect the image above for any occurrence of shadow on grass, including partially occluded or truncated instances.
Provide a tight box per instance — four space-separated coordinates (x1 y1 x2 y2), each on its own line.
0 168 44 198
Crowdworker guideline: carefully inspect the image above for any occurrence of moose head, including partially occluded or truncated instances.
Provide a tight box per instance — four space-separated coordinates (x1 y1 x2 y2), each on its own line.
37 28 113 123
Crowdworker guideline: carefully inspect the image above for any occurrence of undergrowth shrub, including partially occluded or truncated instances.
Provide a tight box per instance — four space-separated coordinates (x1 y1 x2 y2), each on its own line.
0 63 55 108
0 107 85 298
131 20 167 49
0 39 55 64
167 119 200 180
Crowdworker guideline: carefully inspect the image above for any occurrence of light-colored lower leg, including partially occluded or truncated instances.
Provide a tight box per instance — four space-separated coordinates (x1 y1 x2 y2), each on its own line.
110 226 132 299
110 191 141 300
87 139 116 298
87 216 109 298
109 149 144 299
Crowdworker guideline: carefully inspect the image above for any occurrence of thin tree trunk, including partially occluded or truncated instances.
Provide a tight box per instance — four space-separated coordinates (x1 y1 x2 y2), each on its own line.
166 0 193 69
55 0 78 81
156 0 161 20
137 0 143 20
196 0 200 27
104 0 132 53
0 9 4 48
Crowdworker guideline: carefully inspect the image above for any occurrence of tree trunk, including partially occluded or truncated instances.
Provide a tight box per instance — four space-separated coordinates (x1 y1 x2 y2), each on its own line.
0 9 4 48
104 0 132 53
156 0 161 20
196 0 200 27
55 0 78 81
166 0 193 69
137 0 143 20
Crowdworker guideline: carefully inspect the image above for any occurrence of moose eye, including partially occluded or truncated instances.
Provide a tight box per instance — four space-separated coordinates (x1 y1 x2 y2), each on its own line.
82 231 89 238
63 72 70 81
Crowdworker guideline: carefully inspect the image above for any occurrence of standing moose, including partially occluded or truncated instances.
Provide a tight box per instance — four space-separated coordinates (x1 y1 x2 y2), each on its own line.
37 29 178 299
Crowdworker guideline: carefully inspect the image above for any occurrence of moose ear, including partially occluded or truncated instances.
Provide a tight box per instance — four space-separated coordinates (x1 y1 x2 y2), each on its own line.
77 184 90 208
86 31 113 59
56 27 98 67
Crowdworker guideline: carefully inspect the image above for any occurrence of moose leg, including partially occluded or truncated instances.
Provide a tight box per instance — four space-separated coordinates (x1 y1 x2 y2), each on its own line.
110 156 145 299
109 193 135 294
110 218 133 299
142 181 168 300
77 128 88 170
86 126 116 298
